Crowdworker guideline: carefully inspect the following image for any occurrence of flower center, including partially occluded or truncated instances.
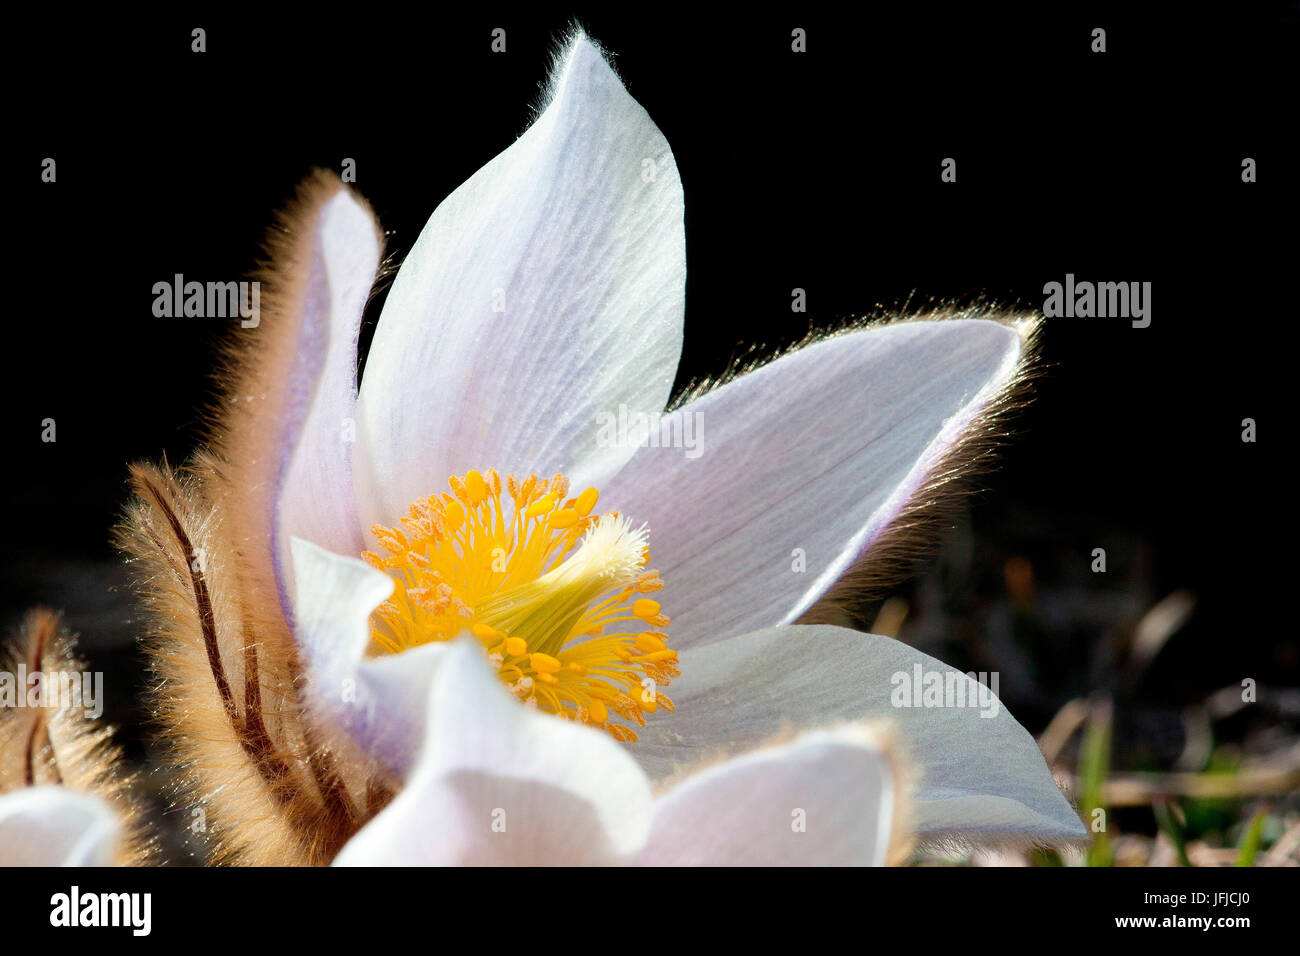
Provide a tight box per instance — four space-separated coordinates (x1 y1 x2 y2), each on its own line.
363 469 677 741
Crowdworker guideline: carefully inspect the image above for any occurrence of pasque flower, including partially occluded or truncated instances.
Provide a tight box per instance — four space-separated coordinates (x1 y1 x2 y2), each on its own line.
111 31 1085 865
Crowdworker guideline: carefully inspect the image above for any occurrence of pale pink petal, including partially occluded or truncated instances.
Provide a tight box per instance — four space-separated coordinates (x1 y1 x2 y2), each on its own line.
273 190 383 611
636 624 1085 844
639 724 894 865
334 638 653 865
355 34 685 531
603 319 1026 646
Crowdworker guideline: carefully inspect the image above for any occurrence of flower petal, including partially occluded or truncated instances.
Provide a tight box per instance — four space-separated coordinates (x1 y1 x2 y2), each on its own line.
213 174 382 630
0 786 120 866
290 536 446 775
277 188 384 578
638 724 896 865
334 638 653 865
635 624 1085 844
355 34 685 530
603 318 1026 646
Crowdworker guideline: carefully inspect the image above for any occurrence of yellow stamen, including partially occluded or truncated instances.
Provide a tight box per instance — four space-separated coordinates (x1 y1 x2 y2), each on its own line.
366 469 678 742
529 652 562 674
635 633 667 653
574 487 599 516
551 509 580 529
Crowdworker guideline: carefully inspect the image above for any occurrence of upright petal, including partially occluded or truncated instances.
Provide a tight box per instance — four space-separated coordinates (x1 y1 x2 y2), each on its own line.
603 318 1029 645
277 188 385 573
355 34 685 530
212 174 383 628
635 624 1085 845
335 638 654 865
0 787 120 866
639 724 897 865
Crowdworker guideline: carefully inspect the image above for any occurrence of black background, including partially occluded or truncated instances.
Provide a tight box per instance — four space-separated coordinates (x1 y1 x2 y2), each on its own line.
6 4 1296 765
6 865 1285 938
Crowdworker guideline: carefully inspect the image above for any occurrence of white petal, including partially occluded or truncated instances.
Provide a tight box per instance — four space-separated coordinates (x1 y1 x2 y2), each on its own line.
290 537 445 774
0 786 120 866
275 189 382 602
604 319 1024 646
355 34 685 530
636 624 1085 844
335 638 653 865
639 724 894 865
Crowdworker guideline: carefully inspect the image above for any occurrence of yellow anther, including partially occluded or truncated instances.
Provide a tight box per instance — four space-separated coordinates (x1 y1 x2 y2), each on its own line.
529 652 562 674
633 599 661 621
505 636 528 658
644 649 677 663
371 525 409 552
574 487 599 516
471 622 502 640
635 633 667 653
465 469 488 503
588 699 609 724
443 498 466 531
640 698 659 715
525 492 558 518
550 508 580 529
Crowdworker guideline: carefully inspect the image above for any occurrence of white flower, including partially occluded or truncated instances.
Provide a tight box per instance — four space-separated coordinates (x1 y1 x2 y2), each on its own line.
182 32 1084 864
0 786 120 866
